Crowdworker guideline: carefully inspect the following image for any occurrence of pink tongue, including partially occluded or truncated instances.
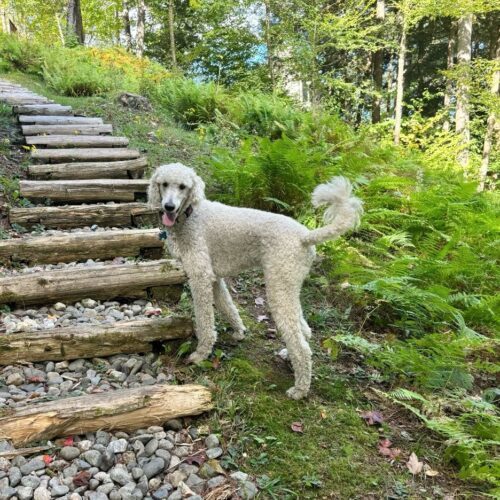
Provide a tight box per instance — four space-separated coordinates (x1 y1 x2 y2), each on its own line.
162 212 176 227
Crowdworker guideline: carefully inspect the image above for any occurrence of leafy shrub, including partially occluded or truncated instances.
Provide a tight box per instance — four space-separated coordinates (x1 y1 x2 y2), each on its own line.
154 77 227 129
0 33 42 73
210 135 336 213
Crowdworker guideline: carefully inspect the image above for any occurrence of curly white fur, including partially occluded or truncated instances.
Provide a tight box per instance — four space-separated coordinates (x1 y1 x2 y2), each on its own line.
148 163 362 400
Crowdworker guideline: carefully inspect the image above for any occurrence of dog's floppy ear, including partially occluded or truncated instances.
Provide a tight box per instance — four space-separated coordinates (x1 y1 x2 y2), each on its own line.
148 168 161 209
188 171 206 206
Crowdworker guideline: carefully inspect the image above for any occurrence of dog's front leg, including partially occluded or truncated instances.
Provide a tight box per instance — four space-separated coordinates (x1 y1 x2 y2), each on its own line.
186 268 217 364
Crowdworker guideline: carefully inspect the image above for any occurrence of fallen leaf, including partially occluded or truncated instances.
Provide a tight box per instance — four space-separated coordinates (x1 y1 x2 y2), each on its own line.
255 297 265 306
145 308 162 316
73 470 91 486
361 410 384 426
378 439 401 459
63 436 74 446
406 452 423 475
42 455 53 465
257 315 268 322
291 422 304 433
185 451 207 466
320 410 327 420
28 376 45 383
425 469 440 477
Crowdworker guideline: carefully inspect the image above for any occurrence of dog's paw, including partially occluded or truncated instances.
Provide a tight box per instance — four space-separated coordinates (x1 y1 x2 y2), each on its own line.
186 351 207 365
286 386 309 400
231 329 246 341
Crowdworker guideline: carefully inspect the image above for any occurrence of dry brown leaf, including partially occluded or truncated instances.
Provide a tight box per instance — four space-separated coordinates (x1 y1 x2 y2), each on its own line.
407 452 423 475
291 422 304 433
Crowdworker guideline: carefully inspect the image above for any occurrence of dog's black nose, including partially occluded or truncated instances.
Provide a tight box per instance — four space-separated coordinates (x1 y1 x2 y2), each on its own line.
164 203 176 212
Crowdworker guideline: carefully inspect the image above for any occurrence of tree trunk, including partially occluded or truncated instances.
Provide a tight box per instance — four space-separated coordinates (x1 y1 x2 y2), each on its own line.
264 0 275 89
121 0 132 51
136 0 146 57
455 14 473 166
168 0 177 68
478 30 499 191
0 384 213 446
443 21 456 132
393 15 406 145
66 0 84 45
372 0 385 124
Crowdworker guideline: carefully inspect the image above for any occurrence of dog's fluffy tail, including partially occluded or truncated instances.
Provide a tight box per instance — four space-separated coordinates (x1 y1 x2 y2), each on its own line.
302 176 363 246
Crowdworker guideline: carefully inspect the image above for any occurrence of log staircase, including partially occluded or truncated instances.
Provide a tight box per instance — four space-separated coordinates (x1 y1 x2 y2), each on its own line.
0 80 211 444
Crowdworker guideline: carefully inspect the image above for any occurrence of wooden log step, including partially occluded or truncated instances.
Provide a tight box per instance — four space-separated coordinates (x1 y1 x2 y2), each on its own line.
0 316 192 365
19 115 103 125
13 104 72 115
32 148 141 163
1 97 51 105
0 229 163 265
9 203 156 229
28 157 147 180
26 135 129 148
0 259 185 306
0 384 212 446
20 179 149 202
22 124 113 136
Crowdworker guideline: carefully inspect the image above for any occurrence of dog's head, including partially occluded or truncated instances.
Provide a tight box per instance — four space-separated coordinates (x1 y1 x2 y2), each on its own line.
148 163 206 227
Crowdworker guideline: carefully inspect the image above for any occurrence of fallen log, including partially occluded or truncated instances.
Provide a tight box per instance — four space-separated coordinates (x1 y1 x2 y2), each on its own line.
0 259 185 306
32 148 141 163
28 157 147 180
19 115 103 125
0 316 192 365
0 229 163 265
20 179 149 203
9 203 156 229
0 384 213 446
26 135 129 148
14 104 72 115
22 124 113 136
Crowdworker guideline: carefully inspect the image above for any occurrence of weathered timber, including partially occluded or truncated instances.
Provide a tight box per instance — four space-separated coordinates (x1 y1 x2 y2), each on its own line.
26 135 129 148
19 115 103 125
22 124 113 136
0 259 185 305
28 157 147 180
0 229 163 265
32 148 141 163
0 316 192 365
20 179 149 202
13 104 72 115
8 203 156 229
0 384 213 446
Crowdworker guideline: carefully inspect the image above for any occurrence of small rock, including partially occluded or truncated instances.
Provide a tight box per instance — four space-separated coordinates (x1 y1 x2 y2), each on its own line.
95 431 111 446
51 484 69 497
53 303 66 311
8 467 21 487
81 299 97 308
142 458 164 479
204 435 219 449
165 420 182 431
167 471 186 489
21 476 40 489
33 486 51 500
60 446 80 461
46 372 63 385
152 484 171 499
81 450 102 468
109 467 132 486
230 471 249 483
241 481 257 499
185 474 203 488
16 485 33 500
167 490 181 500
207 476 225 489
0 487 16 500
107 439 128 454
6 373 24 386
144 439 158 457
20 459 45 475
206 447 222 460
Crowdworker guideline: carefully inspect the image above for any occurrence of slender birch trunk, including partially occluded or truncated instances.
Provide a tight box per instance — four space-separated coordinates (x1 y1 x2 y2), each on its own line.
136 0 146 57
394 15 406 145
443 21 456 132
168 0 177 68
455 14 473 166
264 0 275 89
372 0 385 123
478 31 499 191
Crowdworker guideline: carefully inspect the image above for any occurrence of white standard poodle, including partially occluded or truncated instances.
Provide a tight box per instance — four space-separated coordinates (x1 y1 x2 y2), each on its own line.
148 163 363 399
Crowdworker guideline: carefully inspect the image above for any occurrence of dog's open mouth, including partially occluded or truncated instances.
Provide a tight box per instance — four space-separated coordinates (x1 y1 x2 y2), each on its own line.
162 212 177 227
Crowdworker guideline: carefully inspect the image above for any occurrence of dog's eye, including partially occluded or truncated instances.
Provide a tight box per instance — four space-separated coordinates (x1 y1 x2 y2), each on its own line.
179 184 186 190
162 182 169 188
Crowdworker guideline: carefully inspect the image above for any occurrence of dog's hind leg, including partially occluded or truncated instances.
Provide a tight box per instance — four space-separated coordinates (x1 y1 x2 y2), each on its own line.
214 278 246 340
265 266 312 400
300 307 312 339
